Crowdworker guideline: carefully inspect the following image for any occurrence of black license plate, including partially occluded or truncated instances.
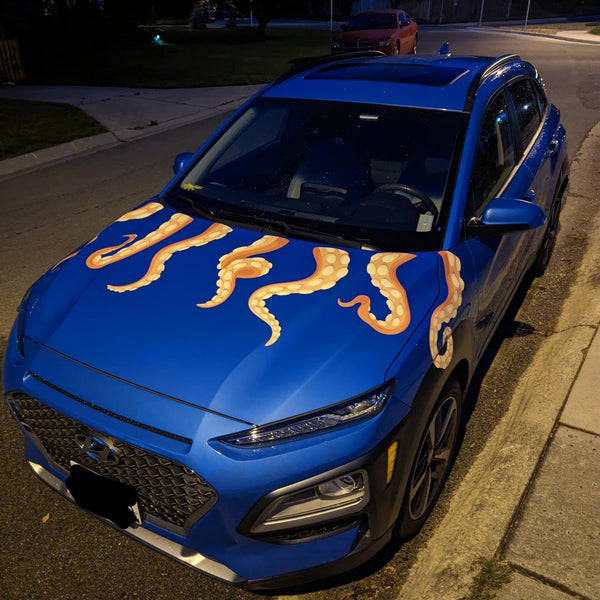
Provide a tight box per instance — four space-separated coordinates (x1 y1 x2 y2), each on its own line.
66 464 140 529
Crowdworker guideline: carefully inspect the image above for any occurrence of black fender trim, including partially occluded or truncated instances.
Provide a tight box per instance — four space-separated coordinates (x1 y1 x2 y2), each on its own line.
370 318 475 539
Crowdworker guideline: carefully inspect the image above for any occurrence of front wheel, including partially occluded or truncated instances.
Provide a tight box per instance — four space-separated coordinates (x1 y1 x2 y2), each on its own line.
395 378 462 539
411 35 418 54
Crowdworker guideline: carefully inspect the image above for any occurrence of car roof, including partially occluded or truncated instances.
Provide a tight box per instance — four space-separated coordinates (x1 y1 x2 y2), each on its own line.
262 53 534 113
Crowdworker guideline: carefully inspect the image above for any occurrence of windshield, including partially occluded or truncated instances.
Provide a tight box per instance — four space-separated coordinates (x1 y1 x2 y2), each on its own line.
171 98 465 251
348 13 397 30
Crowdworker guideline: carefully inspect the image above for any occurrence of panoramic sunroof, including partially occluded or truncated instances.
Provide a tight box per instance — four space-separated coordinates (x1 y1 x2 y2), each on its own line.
306 63 469 86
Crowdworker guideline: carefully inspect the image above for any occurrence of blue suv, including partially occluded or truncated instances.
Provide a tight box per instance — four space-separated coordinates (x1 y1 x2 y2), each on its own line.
4 49 569 589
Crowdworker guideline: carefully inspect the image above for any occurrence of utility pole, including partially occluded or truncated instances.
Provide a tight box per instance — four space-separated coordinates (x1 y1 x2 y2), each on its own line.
524 0 532 30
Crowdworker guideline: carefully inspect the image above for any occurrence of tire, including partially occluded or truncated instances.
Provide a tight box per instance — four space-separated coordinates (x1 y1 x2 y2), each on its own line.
531 187 563 277
393 41 400 55
410 35 418 54
395 378 462 539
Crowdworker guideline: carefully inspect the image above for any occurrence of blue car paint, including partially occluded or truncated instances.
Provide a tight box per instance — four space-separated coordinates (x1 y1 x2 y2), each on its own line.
4 52 569 588
261 55 492 113
4 321 408 580
22 206 443 424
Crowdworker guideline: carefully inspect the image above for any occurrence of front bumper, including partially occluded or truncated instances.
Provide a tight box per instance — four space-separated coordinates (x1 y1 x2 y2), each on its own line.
25 458 394 590
3 330 416 587
26 459 246 585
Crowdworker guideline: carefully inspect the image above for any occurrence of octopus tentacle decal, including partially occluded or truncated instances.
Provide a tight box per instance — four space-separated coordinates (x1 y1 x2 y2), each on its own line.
86 213 193 269
248 247 350 346
51 235 99 271
197 235 289 308
116 202 163 222
338 252 416 335
83 206 466 350
107 223 233 293
59 203 164 272
430 251 464 369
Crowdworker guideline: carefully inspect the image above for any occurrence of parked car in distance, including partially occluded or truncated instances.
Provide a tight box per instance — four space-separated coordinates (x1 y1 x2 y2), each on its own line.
4 48 568 590
332 9 418 55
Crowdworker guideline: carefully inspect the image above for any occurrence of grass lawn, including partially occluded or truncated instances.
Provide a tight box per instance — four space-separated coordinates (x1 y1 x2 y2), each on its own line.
0 98 107 160
30 27 334 88
1 27 331 160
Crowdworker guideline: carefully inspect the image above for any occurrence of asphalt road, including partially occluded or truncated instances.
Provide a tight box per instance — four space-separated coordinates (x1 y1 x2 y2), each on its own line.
1 29 599 600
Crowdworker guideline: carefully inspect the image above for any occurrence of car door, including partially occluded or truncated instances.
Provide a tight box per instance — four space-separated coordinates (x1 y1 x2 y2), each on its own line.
398 11 412 53
463 90 536 358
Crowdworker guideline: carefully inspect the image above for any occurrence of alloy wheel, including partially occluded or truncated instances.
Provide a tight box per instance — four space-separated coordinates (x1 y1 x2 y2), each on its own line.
408 393 459 520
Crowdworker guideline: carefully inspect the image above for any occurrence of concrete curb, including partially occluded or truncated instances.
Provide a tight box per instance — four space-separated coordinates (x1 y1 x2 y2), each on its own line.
0 132 119 179
0 87 263 179
468 26 600 44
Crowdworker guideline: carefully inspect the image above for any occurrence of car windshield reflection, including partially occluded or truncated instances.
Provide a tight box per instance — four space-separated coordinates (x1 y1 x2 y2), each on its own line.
174 99 465 252
348 14 397 30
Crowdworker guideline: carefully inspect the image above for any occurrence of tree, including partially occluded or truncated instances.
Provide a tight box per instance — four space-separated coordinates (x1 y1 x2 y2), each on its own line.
234 0 278 38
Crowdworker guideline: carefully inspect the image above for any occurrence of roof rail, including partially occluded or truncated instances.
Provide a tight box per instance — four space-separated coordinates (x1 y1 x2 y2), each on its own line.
270 51 385 86
437 42 451 55
463 53 521 112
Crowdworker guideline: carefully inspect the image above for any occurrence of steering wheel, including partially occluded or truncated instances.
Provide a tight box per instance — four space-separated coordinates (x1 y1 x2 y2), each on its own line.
372 183 439 222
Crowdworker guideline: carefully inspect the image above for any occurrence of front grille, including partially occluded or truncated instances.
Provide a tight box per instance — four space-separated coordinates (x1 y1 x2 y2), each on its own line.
343 42 375 52
7 392 217 534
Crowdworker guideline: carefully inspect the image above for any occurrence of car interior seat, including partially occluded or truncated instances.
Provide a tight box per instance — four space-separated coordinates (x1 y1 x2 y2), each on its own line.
286 134 371 215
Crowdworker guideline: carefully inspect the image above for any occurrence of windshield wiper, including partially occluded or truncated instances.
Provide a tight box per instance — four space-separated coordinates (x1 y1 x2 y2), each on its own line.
167 192 219 221
248 215 378 249
166 193 381 250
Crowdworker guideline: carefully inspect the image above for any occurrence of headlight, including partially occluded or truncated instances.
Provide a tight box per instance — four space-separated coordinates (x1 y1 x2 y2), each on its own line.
222 381 394 446
378 39 391 47
249 470 369 534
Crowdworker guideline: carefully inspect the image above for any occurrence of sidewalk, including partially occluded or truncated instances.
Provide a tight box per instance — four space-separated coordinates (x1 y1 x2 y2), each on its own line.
496 327 600 600
0 84 264 177
472 25 600 44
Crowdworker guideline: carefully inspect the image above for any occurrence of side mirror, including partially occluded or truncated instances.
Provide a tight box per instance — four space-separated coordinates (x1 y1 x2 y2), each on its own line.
467 197 546 236
172 152 194 175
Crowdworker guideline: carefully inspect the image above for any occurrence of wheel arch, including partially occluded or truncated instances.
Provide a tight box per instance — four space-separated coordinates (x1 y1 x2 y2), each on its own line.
372 319 474 538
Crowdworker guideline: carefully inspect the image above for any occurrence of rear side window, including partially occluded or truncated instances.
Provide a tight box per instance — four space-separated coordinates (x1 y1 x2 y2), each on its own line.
510 79 542 150
468 92 516 217
533 80 548 114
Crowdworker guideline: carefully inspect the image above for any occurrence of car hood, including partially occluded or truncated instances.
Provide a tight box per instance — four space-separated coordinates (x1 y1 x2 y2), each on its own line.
25 202 443 425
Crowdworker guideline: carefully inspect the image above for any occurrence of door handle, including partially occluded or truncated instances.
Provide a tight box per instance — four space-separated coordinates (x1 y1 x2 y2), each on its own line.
546 138 560 157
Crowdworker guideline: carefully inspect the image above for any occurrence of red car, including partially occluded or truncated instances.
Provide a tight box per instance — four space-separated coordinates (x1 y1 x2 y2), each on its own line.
332 9 418 56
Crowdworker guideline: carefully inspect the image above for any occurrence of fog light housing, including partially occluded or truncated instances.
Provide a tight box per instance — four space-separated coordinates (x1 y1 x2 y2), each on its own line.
250 470 369 534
